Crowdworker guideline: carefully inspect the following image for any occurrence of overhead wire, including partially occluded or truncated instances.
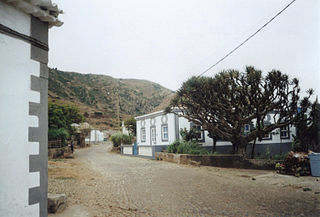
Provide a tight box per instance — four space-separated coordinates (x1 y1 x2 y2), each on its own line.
160 0 298 100
197 0 297 77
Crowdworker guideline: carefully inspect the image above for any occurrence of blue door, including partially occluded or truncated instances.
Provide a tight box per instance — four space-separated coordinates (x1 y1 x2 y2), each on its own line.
133 142 137 155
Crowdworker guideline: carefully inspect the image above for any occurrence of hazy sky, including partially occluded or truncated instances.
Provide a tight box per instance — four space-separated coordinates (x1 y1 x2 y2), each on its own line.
49 0 319 96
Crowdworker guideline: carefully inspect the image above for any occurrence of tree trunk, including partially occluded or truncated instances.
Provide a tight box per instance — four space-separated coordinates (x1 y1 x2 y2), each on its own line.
250 139 256 159
238 146 247 157
232 141 247 157
212 139 217 153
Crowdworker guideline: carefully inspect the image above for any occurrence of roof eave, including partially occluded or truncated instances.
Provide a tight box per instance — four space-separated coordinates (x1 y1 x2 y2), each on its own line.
3 0 63 27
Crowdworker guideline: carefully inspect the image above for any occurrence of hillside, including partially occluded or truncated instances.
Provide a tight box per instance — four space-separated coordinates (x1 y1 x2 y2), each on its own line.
48 68 174 130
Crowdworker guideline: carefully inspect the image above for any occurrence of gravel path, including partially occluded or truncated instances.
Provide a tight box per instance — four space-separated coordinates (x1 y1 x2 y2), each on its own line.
49 142 320 217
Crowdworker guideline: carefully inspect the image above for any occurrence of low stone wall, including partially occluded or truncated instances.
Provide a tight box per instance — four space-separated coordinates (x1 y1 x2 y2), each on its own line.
48 146 71 159
123 145 133 155
138 146 153 157
155 152 280 170
203 142 292 157
247 159 283 170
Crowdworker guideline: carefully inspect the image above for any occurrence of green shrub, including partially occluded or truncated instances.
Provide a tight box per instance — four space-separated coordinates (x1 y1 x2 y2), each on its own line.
110 133 132 147
271 153 288 160
48 102 84 134
167 140 180 153
48 128 70 142
180 128 201 141
254 152 288 160
167 140 210 155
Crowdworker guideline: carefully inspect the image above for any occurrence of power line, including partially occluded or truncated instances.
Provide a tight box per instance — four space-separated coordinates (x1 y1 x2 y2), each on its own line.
197 0 297 77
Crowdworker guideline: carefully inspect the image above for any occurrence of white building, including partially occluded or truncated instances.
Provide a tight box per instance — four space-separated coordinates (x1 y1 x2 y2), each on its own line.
121 121 130 135
85 129 105 144
0 1 62 217
121 110 295 159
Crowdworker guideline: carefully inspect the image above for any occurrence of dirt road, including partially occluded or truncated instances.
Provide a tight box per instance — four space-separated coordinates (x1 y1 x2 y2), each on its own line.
49 142 320 217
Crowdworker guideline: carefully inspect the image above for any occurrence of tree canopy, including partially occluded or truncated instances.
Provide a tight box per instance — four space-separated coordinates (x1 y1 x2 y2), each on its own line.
180 127 201 142
166 66 313 155
48 102 85 140
293 100 320 152
124 117 136 136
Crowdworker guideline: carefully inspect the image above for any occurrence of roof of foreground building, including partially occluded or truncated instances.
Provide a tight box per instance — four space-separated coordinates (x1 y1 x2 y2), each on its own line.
2 0 63 27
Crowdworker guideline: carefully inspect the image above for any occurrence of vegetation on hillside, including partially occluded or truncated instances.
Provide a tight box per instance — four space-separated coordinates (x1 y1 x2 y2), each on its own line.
49 68 173 129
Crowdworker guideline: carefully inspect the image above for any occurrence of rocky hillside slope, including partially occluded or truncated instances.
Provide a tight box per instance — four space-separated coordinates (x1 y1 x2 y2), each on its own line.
48 68 174 129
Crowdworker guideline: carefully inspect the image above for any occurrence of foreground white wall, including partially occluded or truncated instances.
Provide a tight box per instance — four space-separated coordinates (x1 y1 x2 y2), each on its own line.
0 1 57 216
0 4 40 216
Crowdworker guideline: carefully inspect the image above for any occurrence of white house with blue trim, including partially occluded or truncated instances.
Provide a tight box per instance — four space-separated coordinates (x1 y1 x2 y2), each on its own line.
122 109 295 159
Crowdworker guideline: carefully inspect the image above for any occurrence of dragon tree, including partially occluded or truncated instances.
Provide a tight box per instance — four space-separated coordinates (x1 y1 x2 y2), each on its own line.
166 66 313 156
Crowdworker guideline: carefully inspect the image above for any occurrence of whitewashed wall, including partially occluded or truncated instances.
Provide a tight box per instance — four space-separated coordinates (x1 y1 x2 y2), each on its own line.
0 1 30 35
136 120 141 145
138 146 153 156
0 3 40 216
123 146 133 155
122 121 129 135
136 112 177 146
178 115 295 147
137 110 296 149
85 129 105 143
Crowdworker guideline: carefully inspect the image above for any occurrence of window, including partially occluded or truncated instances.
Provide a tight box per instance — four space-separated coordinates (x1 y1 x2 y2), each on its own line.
190 123 205 142
280 125 290 139
193 125 203 140
244 124 250 134
262 133 272 140
262 122 272 140
150 127 156 144
161 124 168 141
141 128 146 142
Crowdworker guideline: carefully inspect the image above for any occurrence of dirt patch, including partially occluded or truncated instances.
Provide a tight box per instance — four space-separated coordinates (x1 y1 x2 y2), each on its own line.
49 142 320 217
48 160 95 181
110 146 120 153
48 152 142 216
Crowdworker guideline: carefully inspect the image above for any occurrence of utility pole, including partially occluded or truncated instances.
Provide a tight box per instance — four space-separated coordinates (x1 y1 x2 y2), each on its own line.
117 82 121 131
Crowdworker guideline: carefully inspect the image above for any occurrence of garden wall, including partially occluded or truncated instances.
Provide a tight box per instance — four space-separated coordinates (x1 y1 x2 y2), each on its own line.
203 142 292 157
155 152 280 170
48 146 71 159
123 145 133 155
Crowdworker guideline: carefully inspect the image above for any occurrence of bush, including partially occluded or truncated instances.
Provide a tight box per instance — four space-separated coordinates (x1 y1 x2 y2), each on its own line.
167 140 180 153
48 102 84 137
167 140 210 155
110 133 132 147
254 151 288 160
180 127 201 141
48 128 70 142
272 153 288 160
